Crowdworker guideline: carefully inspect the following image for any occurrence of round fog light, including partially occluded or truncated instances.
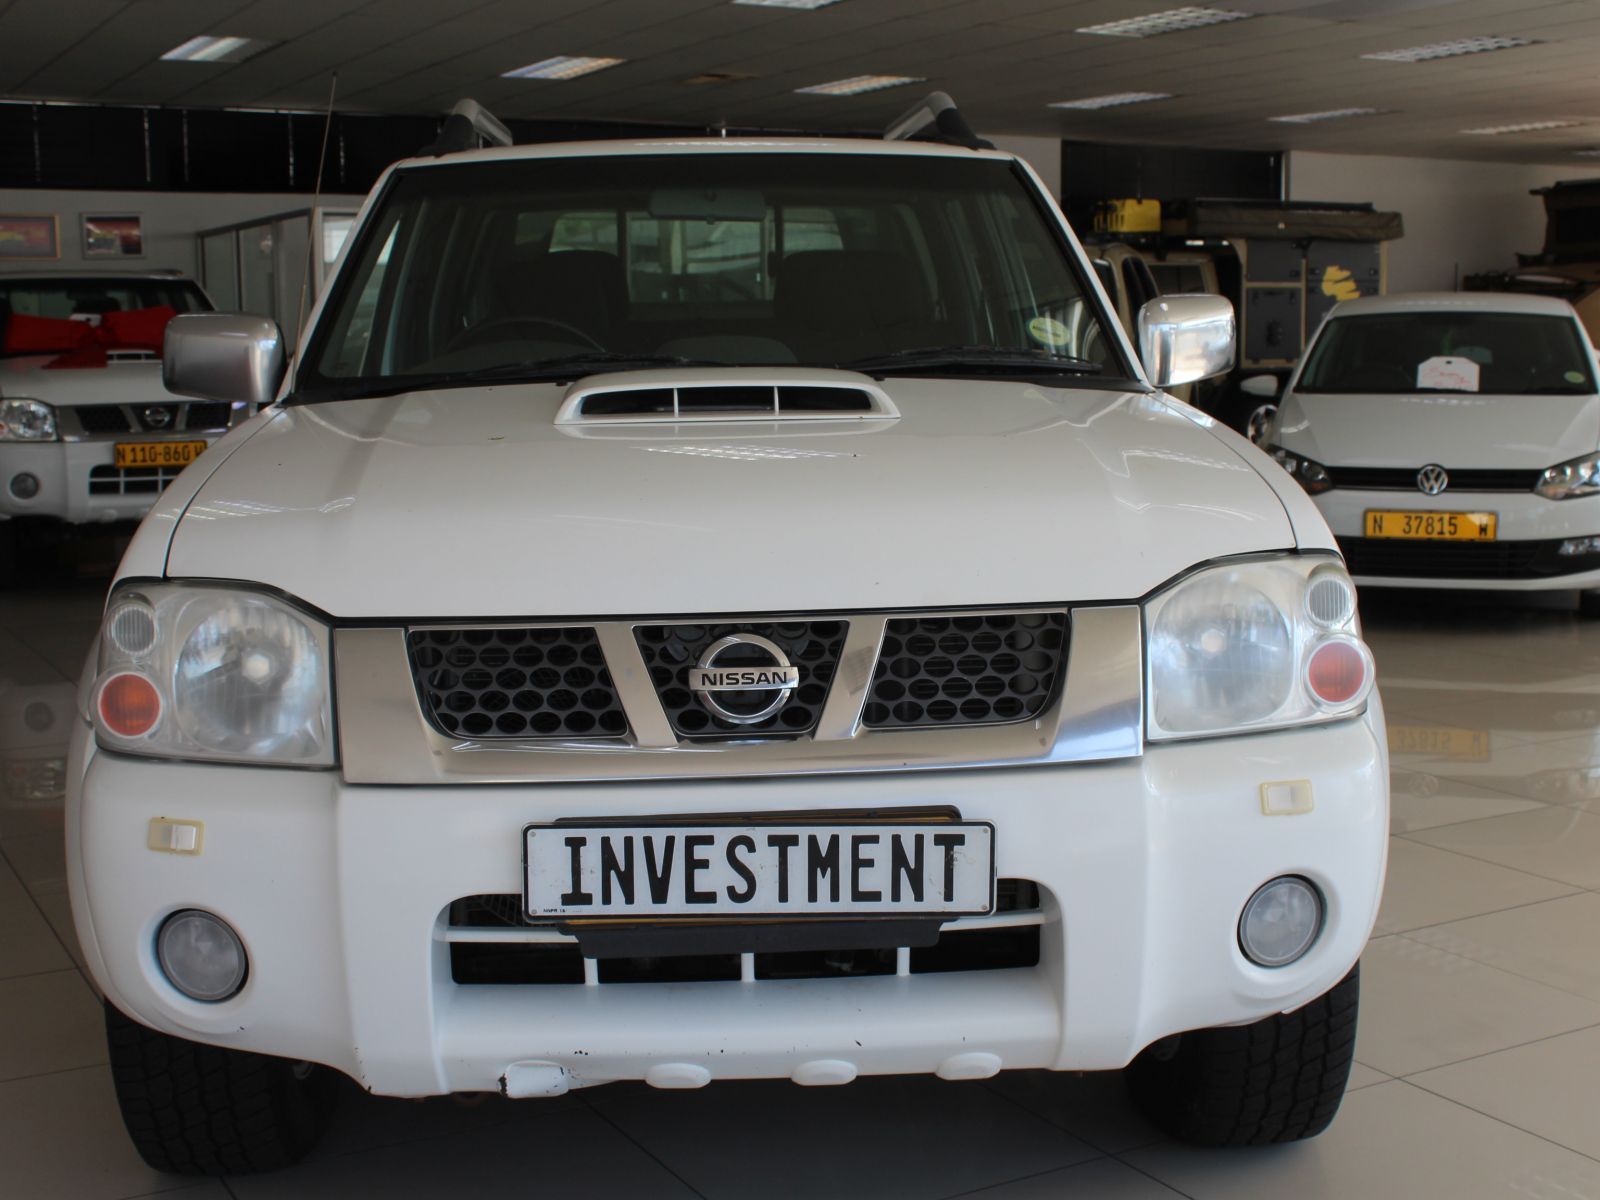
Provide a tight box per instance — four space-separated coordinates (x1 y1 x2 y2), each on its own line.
156 910 247 1002
1239 876 1323 968
9 472 39 499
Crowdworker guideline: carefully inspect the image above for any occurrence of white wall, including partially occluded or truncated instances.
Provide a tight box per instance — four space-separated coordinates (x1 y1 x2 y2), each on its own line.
0 188 366 280
1287 152 1600 293
984 134 1062 197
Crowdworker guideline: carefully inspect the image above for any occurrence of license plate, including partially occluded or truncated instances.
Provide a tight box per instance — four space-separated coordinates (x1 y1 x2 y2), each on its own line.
113 440 207 469
1364 510 1496 541
524 820 996 921
1387 723 1490 761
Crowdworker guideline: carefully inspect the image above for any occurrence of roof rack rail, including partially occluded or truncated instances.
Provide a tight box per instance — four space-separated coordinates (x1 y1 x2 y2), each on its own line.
883 92 992 151
420 98 514 157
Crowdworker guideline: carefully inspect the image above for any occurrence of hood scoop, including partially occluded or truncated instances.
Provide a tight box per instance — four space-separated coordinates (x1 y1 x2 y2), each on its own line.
556 371 899 424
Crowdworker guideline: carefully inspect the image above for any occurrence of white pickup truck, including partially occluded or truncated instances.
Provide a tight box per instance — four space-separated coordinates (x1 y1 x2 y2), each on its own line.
67 101 1387 1174
0 271 240 568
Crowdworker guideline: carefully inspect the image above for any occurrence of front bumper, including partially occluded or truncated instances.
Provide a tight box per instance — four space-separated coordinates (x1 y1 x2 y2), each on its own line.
0 439 214 524
1315 488 1600 590
67 706 1388 1097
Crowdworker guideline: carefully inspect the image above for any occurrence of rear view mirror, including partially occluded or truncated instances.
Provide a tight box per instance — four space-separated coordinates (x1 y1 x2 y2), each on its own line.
1137 295 1235 388
1239 374 1281 399
163 314 285 408
647 188 765 222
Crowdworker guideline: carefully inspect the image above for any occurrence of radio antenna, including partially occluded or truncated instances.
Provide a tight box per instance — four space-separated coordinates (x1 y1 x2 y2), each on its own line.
294 71 338 360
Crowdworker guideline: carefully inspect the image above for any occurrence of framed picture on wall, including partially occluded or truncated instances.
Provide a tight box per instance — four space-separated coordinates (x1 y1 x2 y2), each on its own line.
82 214 144 258
0 214 60 260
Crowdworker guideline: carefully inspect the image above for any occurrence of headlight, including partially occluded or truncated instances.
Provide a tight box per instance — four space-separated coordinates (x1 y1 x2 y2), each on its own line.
1537 452 1600 500
1145 555 1373 741
91 584 334 766
1267 445 1331 495
0 398 57 441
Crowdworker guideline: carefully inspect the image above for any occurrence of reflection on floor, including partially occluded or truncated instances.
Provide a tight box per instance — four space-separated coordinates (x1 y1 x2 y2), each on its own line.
5 578 1600 1199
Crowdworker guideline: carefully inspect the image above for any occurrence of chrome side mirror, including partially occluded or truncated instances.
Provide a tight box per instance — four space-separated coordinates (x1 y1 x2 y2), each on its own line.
1239 373 1281 400
1136 295 1235 389
163 314 286 408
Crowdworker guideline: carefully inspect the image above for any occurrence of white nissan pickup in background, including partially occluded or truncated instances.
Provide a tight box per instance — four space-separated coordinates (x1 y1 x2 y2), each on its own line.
0 272 241 571
66 97 1387 1175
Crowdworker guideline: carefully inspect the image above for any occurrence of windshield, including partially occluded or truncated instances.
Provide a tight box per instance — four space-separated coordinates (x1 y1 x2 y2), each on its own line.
1297 311 1596 395
299 152 1127 396
0 277 211 355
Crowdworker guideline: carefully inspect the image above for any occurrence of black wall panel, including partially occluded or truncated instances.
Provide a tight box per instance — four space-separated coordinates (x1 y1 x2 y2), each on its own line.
1060 140 1282 230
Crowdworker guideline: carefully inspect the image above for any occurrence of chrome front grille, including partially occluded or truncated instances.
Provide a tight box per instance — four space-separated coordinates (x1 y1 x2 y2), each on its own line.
635 620 846 738
65 401 234 438
407 627 628 739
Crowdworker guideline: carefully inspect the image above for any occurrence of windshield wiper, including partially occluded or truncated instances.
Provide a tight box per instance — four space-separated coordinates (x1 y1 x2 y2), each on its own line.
840 346 1105 376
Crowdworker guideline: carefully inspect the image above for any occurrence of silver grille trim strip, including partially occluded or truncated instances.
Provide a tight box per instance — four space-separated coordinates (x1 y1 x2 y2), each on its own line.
335 605 1143 784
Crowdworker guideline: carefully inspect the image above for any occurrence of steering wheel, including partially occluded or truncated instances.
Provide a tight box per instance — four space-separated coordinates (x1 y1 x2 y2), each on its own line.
448 315 605 353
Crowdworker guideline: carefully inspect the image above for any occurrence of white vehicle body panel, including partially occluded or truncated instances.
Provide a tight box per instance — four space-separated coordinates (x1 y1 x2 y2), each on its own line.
165 380 1295 617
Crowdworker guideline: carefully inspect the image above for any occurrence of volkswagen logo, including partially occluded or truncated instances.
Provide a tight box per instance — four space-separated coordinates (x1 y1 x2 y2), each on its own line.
1416 464 1449 496
142 405 174 430
687 634 800 725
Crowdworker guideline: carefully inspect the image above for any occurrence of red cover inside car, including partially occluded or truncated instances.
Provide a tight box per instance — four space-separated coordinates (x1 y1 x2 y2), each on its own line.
0 306 179 368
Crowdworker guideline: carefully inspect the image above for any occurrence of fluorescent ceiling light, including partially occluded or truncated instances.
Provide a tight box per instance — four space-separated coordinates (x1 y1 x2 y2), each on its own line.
1077 7 1251 38
1461 119 1584 135
502 55 625 81
1269 107 1383 124
1363 35 1537 63
1050 92 1173 110
796 74 923 96
161 35 273 64
733 0 842 7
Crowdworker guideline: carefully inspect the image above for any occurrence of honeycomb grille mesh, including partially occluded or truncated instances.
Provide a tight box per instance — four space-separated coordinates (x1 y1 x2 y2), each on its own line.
863 612 1067 728
635 621 846 738
408 628 628 739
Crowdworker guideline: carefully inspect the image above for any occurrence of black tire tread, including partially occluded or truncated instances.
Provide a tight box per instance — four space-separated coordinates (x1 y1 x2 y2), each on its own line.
105 1003 333 1175
1127 963 1360 1146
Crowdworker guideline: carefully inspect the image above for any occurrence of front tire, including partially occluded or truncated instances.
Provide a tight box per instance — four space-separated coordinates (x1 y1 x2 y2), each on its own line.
1126 963 1359 1146
105 1003 335 1175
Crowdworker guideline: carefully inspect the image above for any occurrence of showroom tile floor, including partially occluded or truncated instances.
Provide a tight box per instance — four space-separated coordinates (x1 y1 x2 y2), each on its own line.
5 574 1600 1199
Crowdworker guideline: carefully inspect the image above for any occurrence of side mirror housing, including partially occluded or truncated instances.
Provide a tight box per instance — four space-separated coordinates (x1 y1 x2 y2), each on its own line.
1137 295 1235 388
163 314 286 408
1239 373 1281 399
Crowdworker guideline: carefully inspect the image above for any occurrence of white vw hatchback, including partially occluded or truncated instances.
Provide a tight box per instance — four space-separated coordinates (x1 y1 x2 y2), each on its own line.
67 112 1387 1174
1264 293 1600 609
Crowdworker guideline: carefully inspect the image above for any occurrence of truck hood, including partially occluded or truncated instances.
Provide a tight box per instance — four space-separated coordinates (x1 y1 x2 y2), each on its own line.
165 377 1294 617
1278 389 1600 469
0 353 168 406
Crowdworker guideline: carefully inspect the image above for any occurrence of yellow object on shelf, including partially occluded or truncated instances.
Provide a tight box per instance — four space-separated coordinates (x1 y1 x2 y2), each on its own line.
1094 199 1161 234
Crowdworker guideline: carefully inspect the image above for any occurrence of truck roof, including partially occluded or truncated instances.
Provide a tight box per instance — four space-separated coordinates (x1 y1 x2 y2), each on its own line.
1330 291 1580 318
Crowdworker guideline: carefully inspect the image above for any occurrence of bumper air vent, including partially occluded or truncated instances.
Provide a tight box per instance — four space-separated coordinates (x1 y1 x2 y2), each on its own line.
407 627 629 739
1338 536 1600 580
863 612 1068 729
635 620 846 739
556 372 899 424
88 464 183 495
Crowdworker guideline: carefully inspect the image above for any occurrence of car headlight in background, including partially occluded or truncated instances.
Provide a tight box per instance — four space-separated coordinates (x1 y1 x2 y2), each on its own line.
1267 446 1332 495
1145 555 1373 741
92 584 335 766
0 398 57 441
1536 452 1600 500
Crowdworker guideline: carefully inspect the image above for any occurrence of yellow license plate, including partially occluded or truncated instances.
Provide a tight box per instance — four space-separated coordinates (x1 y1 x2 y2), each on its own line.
113 441 207 469
1364 510 1496 541
1387 724 1490 761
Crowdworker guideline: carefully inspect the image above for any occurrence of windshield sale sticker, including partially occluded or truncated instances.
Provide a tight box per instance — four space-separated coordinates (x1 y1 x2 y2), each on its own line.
1416 356 1480 392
